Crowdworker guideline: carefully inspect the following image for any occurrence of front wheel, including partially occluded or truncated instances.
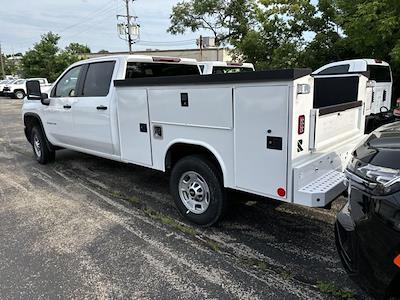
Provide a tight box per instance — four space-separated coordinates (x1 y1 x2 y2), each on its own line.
14 90 25 100
170 155 227 227
31 127 55 164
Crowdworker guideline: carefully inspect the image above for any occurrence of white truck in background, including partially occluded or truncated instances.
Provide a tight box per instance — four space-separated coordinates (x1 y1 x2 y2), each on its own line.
199 61 255 75
4 78 51 99
22 55 369 226
313 59 394 133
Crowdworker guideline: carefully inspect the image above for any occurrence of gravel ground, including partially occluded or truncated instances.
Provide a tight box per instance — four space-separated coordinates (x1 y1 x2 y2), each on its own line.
0 97 366 299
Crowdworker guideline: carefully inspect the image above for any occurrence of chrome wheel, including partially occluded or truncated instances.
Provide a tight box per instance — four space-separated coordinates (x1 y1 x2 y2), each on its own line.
179 171 210 214
33 134 42 158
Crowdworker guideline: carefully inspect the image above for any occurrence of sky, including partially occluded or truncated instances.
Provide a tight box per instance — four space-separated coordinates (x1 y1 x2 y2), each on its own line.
0 0 208 55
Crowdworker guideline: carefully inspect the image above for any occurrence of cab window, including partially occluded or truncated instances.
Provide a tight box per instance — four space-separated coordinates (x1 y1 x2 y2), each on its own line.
54 65 83 97
318 65 350 75
126 62 200 78
82 61 116 97
368 65 392 82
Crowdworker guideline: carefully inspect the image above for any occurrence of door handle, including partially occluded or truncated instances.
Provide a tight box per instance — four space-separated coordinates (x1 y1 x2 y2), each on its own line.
63 105 72 109
96 105 108 110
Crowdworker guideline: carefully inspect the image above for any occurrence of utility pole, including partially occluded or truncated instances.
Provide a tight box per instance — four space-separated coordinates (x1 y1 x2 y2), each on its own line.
0 42 5 79
117 0 140 53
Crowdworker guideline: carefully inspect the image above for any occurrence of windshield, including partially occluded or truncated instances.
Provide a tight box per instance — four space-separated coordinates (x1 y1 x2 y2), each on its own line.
14 79 25 85
368 65 392 82
212 66 254 74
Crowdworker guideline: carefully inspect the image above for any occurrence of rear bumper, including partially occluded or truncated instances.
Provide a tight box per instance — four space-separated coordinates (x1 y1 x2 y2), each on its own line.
292 135 363 207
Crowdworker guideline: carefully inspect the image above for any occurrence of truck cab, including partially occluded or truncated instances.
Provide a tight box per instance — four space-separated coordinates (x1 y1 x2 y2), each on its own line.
199 61 255 75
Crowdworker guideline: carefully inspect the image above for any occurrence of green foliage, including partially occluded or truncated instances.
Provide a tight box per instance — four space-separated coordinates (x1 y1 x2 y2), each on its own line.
169 0 400 98
65 43 91 55
168 0 256 45
21 32 87 82
317 281 356 299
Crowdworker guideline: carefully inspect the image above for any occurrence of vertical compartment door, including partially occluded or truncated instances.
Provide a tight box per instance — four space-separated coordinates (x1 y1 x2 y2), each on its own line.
117 88 153 166
234 85 289 199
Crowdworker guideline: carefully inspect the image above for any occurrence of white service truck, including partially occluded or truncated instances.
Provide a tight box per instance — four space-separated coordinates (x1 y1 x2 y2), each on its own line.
313 59 393 133
23 55 369 226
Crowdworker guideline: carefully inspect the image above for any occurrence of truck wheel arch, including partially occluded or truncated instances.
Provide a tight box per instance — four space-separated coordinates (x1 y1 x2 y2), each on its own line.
165 142 227 185
23 113 56 150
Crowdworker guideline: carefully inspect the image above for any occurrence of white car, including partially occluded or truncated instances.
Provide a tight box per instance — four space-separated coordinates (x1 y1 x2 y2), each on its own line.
0 79 17 96
4 78 51 99
199 61 255 75
23 55 369 226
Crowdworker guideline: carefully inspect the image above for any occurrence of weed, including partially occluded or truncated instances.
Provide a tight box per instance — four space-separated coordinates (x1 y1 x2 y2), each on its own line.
317 281 356 299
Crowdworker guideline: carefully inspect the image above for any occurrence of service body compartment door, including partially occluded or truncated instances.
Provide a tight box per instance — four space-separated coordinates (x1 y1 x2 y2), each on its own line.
116 88 152 166
234 85 289 199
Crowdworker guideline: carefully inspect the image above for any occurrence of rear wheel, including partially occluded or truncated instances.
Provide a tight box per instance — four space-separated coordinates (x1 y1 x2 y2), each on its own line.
170 155 226 226
14 90 25 100
31 126 55 164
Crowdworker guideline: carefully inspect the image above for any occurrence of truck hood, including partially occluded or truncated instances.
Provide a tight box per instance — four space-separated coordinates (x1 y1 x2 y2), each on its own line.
353 122 400 170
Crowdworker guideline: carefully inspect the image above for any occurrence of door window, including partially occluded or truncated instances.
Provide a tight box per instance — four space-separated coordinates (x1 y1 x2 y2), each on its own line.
82 61 115 97
54 66 83 97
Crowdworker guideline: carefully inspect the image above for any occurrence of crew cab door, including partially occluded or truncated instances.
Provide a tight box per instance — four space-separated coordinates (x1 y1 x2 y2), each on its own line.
44 65 84 146
71 61 116 154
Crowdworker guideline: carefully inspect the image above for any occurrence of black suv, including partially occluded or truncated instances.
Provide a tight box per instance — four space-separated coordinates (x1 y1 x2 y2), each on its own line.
335 122 400 299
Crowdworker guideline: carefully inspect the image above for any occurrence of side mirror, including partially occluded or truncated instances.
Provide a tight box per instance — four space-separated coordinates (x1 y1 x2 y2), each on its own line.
26 80 50 106
26 80 42 100
41 93 50 106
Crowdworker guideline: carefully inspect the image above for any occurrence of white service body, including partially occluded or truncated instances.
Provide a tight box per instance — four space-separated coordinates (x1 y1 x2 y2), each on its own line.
23 55 369 210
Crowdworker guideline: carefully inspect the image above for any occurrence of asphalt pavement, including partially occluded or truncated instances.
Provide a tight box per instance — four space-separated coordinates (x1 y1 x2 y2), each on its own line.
0 97 365 299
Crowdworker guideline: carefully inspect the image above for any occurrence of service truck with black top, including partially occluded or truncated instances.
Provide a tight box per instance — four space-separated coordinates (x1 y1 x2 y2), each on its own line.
22 55 370 226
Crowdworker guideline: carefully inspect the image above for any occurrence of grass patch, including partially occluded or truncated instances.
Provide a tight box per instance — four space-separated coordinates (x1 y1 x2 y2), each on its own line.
109 191 140 205
144 208 197 236
280 270 293 280
241 257 270 271
317 281 356 299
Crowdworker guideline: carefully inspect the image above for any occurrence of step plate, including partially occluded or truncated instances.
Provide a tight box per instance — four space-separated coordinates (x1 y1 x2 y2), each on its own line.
297 170 346 207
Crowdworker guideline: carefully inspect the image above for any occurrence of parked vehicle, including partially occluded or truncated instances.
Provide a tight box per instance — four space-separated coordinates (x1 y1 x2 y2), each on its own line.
4 78 50 99
0 79 17 96
199 61 255 75
313 59 393 133
23 55 369 226
335 122 400 299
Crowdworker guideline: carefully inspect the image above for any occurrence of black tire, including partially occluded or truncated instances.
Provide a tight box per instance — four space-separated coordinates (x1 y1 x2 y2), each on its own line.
14 90 25 100
31 126 55 164
170 155 227 227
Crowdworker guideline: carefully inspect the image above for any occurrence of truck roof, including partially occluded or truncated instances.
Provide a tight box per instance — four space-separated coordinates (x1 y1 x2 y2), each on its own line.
76 55 199 66
312 58 390 75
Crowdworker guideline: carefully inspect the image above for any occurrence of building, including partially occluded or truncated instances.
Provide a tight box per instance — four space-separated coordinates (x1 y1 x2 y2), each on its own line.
86 47 233 62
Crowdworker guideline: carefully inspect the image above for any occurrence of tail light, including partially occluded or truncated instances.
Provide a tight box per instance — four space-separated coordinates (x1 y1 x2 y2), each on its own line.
394 255 400 268
152 57 181 63
298 115 305 135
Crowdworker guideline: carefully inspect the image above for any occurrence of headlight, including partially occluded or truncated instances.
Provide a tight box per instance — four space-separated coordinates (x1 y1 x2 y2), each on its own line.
357 164 400 194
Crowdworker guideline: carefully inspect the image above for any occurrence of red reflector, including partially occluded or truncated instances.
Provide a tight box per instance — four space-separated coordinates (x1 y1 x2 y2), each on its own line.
394 255 400 268
152 57 181 63
277 188 286 197
298 115 305 135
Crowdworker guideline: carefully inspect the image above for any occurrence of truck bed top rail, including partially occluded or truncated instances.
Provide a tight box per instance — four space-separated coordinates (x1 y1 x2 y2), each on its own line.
114 68 312 87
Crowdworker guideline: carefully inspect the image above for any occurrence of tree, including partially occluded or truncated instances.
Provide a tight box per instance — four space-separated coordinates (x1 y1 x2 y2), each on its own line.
21 32 84 82
65 43 91 55
168 0 256 45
